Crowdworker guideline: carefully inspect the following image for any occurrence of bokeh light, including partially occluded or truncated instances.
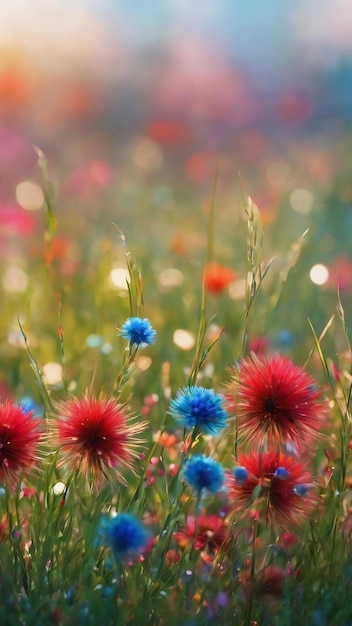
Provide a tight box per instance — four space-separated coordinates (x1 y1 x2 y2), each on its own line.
110 268 130 290
173 329 195 350
309 264 329 285
16 181 44 211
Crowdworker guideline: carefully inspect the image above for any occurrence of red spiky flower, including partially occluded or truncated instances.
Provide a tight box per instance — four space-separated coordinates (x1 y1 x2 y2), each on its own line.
232 354 326 450
0 402 42 482
54 395 145 488
228 450 317 528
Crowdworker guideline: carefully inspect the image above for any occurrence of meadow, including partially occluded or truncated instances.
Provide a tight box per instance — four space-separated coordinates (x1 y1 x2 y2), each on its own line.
1 143 352 626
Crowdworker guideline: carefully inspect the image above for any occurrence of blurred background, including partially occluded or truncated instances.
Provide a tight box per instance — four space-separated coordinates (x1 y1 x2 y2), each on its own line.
1 0 352 400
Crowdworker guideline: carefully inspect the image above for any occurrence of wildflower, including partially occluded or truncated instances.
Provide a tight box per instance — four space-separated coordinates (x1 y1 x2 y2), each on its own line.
228 450 316 528
273 329 293 349
184 455 224 494
278 532 298 548
98 513 148 560
239 565 285 613
233 466 248 483
0 402 42 482
232 354 326 450
169 387 228 436
204 262 237 294
118 317 156 348
54 395 145 488
174 514 228 552
206 591 229 619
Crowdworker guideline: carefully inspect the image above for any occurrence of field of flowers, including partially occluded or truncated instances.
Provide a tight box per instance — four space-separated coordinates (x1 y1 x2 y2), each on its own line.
0 141 352 626
2 2 352 624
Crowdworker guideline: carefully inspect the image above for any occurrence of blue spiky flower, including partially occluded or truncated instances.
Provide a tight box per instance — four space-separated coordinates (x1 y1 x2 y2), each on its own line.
119 317 156 348
184 455 224 493
169 386 228 436
98 513 148 559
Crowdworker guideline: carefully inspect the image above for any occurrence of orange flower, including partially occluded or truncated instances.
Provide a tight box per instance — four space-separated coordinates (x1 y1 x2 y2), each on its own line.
204 262 237 294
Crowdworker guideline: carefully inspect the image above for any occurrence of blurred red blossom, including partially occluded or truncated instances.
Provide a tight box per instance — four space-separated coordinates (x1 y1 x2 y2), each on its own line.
65 160 114 199
0 202 36 236
204 262 237 295
328 255 352 292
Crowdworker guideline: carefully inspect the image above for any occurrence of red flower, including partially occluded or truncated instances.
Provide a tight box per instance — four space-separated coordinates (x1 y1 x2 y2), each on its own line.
174 514 228 552
228 450 317 528
247 336 269 355
0 403 42 482
232 354 326 450
54 396 145 488
238 565 285 612
204 262 237 294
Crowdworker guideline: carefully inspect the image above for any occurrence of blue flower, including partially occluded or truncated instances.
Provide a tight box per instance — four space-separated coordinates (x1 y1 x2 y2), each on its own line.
169 386 228 436
119 317 156 348
233 466 248 483
273 329 293 348
274 467 290 479
98 513 148 559
184 455 224 493
18 396 43 419
293 484 310 497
